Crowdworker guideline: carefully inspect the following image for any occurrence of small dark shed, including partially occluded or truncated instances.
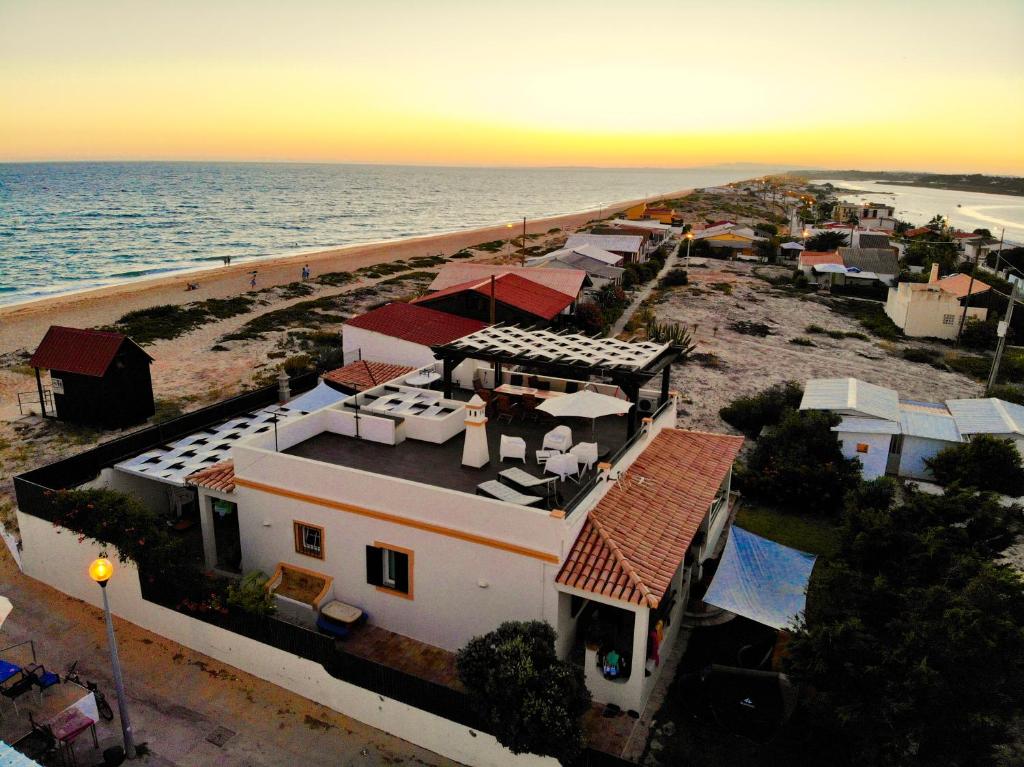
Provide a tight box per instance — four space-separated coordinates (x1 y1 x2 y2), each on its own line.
29 326 155 428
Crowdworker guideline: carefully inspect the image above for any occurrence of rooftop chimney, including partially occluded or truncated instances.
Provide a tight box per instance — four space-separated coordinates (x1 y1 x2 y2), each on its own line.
929 263 940 284
277 369 290 403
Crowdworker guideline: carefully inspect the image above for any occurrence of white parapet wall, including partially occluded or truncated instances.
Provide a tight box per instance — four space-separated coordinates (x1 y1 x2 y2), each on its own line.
16 510 557 767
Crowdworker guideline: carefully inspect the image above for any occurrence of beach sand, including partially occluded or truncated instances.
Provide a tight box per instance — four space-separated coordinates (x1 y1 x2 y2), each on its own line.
0 193 669 354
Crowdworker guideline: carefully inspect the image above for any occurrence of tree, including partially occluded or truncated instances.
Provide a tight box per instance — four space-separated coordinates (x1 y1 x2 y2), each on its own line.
816 200 835 220
756 222 779 236
805 231 847 251
755 237 779 263
959 317 1000 351
719 381 803 438
734 410 860 515
782 482 1024 767
903 238 959 275
973 227 993 238
574 301 605 335
925 434 1024 496
456 621 591 764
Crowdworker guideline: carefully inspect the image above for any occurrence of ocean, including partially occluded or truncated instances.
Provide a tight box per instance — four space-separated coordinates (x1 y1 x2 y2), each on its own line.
821 179 1024 245
0 162 772 306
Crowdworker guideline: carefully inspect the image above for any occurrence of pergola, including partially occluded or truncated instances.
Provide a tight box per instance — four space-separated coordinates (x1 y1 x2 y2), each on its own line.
431 326 684 435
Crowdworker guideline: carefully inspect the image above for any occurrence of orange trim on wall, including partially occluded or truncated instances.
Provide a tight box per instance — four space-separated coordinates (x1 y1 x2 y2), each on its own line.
234 477 560 564
374 540 415 600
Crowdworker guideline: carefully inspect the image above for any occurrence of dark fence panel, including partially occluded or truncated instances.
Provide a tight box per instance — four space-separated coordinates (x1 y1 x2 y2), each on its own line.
14 372 317 517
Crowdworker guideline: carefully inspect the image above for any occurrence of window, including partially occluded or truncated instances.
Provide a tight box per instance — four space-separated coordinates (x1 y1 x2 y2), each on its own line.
943 314 956 325
293 522 323 559
366 543 412 597
856 443 870 454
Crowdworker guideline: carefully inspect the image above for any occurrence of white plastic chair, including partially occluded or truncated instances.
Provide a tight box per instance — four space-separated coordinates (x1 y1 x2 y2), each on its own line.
570 442 599 471
500 435 527 463
544 452 580 482
542 425 572 453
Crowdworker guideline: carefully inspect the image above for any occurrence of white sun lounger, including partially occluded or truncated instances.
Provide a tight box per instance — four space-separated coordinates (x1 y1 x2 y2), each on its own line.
476 480 543 506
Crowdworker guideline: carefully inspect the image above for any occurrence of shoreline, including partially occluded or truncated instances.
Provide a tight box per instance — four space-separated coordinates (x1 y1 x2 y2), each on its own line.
0 189 688 353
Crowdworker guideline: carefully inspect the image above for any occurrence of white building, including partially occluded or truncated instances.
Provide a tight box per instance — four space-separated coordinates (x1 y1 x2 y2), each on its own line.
565 233 647 264
832 201 898 231
884 266 989 339
800 377 1024 481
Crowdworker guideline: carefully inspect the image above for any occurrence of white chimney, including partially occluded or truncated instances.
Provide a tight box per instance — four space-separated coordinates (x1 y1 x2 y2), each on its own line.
928 263 940 284
277 369 290 403
461 395 490 468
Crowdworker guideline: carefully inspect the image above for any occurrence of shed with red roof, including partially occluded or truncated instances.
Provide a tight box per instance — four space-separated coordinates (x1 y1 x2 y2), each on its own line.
412 273 575 325
29 325 154 427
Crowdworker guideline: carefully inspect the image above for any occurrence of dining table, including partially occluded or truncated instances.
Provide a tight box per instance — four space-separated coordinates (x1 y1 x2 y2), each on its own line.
494 384 563 400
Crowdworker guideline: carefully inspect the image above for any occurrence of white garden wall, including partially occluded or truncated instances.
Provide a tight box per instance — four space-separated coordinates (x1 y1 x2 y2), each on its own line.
15 511 556 767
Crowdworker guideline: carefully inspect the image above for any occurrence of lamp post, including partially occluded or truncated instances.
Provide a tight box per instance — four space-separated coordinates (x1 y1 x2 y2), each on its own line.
684 232 694 269
89 556 137 759
505 223 514 263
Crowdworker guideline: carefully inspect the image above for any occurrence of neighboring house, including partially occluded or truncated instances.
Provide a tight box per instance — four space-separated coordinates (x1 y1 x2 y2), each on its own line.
343 303 486 370
798 250 842 276
608 219 675 245
832 201 897 231
426 263 589 303
837 247 899 283
884 265 989 339
412 273 577 326
904 226 936 239
534 242 623 267
800 377 1024 481
592 225 654 254
322 360 416 394
28 326 154 428
527 248 625 289
623 203 674 224
856 233 893 250
565 233 646 264
693 224 765 258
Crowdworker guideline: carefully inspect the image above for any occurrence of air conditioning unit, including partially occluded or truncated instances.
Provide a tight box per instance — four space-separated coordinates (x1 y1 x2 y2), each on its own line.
636 395 660 415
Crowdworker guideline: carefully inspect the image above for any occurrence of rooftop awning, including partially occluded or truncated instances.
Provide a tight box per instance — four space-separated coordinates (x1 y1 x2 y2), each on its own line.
703 526 817 631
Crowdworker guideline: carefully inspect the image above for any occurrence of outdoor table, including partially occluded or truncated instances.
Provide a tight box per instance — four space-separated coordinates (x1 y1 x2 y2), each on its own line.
494 384 562 400
320 599 363 627
0 660 21 686
405 371 441 387
47 705 98 766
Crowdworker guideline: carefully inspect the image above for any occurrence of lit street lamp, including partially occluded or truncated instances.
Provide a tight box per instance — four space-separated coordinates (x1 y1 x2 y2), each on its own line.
89 556 137 759
684 231 694 269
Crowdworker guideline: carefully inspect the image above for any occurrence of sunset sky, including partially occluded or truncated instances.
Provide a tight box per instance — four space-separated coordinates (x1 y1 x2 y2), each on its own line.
2 0 1022 172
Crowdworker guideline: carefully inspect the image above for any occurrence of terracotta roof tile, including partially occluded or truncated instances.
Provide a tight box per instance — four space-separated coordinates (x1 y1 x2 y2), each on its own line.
187 460 235 493
428 264 587 298
322 360 415 392
29 326 152 377
936 272 991 298
557 429 743 607
344 303 486 346
798 251 842 267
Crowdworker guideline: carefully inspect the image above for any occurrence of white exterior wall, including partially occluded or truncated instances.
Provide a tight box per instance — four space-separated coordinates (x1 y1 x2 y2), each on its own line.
897 436 951 480
836 430 891 480
14 512 555 767
343 326 434 368
885 284 987 339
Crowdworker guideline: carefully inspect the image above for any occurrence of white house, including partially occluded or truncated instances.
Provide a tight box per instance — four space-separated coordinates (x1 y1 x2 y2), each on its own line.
832 201 898 231
342 302 486 369
565 233 647 264
800 377 1024 481
884 265 989 339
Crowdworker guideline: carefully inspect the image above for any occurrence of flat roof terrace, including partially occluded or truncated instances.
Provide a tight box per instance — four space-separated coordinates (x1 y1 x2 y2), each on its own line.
282 412 631 506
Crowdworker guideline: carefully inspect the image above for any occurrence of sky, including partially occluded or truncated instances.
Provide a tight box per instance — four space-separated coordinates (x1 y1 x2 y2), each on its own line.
1 0 1022 173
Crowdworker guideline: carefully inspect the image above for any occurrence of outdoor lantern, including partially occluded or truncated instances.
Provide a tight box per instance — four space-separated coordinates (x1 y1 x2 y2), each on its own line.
89 556 114 586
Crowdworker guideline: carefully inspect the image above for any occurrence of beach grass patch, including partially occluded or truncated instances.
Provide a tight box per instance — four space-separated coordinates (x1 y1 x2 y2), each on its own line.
450 250 473 259
316 271 356 287
827 297 901 341
104 295 256 344
709 282 733 295
380 270 437 285
790 337 815 347
472 239 506 253
220 296 348 342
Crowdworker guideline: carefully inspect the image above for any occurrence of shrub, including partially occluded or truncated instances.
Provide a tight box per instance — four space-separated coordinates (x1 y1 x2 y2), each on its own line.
645 318 697 356
925 435 1024 495
227 571 277 616
944 353 991 380
902 347 940 364
805 324 826 334
574 301 605 335
960 318 999 351
659 269 689 288
987 384 1024 405
457 621 591 763
790 337 815 347
719 381 804 438
735 410 861 515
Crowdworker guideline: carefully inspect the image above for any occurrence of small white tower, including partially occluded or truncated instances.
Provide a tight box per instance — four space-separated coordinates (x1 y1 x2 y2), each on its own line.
461 394 490 468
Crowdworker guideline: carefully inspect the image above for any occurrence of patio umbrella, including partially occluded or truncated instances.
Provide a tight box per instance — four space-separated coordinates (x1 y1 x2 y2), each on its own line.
0 596 11 631
536 390 634 440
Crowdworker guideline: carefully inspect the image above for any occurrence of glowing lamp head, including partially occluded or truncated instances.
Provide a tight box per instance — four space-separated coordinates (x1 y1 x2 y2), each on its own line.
686 232 694 240
89 557 114 585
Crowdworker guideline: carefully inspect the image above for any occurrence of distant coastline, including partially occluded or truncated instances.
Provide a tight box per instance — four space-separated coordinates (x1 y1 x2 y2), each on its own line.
790 170 1024 197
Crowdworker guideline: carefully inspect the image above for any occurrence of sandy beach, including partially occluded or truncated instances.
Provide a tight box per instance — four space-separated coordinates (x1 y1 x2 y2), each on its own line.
0 192 671 354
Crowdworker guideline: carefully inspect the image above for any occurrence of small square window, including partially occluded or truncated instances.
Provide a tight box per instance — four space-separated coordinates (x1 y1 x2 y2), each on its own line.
856 443 870 454
943 314 956 325
294 522 323 559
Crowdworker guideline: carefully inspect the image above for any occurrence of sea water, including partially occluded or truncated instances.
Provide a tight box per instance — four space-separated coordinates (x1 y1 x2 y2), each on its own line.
0 162 774 306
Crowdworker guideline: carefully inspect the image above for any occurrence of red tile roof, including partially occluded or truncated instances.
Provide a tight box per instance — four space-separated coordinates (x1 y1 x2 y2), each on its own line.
29 325 152 377
904 226 934 237
557 429 743 607
936 273 991 298
344 303 486 346
953 231 982 239
186 460 236 493
799 251 842 267
428 264 587 298
414 273 573 321
323 360 415 392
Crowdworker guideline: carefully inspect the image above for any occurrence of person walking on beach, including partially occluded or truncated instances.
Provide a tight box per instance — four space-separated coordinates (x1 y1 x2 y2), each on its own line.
301 264 310 281
249 271 257 289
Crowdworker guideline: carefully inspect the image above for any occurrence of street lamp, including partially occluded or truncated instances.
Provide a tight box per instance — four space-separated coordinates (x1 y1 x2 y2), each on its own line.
505 223 514 263
89 556 137 759
684 232 694 269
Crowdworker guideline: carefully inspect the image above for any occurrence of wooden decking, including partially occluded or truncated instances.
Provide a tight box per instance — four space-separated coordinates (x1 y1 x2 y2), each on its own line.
342 624 462 691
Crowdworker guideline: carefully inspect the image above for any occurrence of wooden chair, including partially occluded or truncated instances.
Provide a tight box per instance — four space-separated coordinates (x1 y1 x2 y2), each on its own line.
493 395 519 424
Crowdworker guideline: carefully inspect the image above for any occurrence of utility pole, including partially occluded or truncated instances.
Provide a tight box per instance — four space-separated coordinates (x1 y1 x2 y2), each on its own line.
956 249 982 347
987 282 1019 394
521 216 527 266
992 228 1006 274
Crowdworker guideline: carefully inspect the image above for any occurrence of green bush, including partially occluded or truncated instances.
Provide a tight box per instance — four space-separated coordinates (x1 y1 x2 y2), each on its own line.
735 410 861 515
925 435 1024 495
227 571 277 616
659 269 689 288
987 384 1024 405
457 621 591 763
902 347 941 364
790 337 815 347
944 353 991 379
574 301 605 335
959 318 999 351
805 324 826 334
719 381 804 438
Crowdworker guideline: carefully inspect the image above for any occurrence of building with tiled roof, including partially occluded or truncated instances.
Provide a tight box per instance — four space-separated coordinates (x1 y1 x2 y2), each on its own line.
342 302 486 372
412 273 575 324
884 264 990 340
427 263 588 299
187 460 236 493
29 325 154 428
322 360 415 393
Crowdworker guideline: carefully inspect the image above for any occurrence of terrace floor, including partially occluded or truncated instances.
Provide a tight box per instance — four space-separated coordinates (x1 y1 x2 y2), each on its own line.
283 409 631 506
343 624 461 690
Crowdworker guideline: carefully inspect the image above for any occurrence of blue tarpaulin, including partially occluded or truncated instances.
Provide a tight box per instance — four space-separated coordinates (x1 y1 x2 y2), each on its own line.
703 526 817 630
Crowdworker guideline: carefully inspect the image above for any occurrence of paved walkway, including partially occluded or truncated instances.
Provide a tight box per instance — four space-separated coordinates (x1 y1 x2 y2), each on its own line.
610 241 681 337
0 547 458 767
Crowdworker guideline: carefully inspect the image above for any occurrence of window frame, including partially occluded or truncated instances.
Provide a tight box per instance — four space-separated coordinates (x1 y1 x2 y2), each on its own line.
293 521 324 560
367 541 414 599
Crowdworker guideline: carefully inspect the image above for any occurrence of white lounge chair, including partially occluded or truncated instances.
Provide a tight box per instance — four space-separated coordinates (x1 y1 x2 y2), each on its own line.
544 452 580 482
500 435 527 463
570 442 599 472
476 480 543 506
542 425 572 453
